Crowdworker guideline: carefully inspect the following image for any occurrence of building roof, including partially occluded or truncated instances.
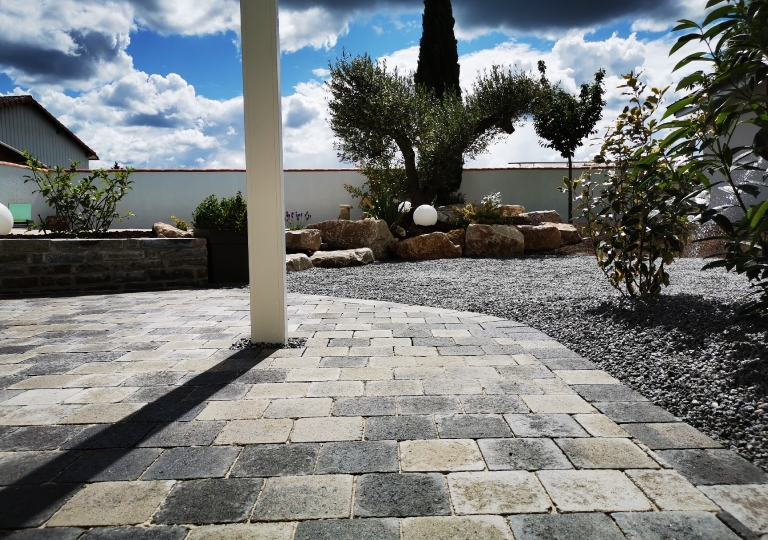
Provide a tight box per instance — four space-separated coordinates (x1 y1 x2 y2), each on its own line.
0 95 99 160
0 140 26 165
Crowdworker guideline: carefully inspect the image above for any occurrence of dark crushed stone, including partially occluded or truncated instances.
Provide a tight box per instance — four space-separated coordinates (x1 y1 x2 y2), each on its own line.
230 337 307 350
287 256 768 471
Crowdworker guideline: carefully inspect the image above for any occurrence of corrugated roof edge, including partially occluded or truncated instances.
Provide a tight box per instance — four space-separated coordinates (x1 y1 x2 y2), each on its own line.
0 95 99 161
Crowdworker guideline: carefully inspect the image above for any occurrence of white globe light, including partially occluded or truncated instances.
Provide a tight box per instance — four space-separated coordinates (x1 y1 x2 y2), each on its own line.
0 204 13 236
413 204 438 226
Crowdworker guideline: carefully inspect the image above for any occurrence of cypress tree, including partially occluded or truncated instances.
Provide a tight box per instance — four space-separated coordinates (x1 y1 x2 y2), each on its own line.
414 0 461 100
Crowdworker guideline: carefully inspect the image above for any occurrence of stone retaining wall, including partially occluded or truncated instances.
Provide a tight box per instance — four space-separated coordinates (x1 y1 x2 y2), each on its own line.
0 238 208 294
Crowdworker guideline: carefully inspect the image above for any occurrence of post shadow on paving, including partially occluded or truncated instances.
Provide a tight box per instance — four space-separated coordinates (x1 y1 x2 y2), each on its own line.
0 347 270 531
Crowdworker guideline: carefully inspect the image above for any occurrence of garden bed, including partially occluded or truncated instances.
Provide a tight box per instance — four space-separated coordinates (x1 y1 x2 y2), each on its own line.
288 256 768 472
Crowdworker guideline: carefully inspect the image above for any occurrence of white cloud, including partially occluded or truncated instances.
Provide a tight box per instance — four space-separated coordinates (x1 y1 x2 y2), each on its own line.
312 68 331 78
279 7 351 53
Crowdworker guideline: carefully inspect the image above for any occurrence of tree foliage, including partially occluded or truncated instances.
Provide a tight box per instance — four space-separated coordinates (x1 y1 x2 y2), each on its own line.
327 53 539 206
534 61 606 222
663 0 768 313
414 0 461 101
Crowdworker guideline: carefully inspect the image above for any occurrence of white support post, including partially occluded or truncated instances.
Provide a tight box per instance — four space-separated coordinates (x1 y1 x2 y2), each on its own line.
240 0 287 344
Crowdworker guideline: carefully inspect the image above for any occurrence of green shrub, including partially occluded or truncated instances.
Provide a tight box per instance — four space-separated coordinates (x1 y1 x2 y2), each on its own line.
170 215 189 231
192 191 248 233
23 152 134 235
574 74 703 298
454 192 508 226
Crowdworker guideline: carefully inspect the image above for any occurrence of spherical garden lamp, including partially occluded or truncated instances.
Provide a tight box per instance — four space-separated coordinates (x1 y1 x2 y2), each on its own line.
0 204 13 236
413 204 438 227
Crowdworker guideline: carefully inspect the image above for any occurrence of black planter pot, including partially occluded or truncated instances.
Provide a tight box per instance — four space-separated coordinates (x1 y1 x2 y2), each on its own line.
193 229 248 283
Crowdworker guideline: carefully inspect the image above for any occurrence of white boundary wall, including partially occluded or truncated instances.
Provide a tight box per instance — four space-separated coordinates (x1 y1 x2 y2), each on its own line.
0 162 593 229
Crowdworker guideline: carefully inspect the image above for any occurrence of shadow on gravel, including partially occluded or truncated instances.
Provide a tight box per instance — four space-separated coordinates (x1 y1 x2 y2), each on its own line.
0 348 268 531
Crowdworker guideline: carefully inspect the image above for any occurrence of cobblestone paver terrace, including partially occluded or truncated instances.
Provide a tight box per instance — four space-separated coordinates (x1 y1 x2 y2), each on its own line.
0 289 766 539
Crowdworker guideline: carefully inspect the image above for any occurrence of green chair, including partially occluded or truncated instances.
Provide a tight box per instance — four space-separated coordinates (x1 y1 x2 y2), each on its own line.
8 203 32 226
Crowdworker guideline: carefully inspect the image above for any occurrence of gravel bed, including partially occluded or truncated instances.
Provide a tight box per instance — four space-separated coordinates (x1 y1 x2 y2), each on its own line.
287 256 768 471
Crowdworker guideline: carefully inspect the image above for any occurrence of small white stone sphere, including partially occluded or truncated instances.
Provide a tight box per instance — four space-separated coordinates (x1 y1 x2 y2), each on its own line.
0 204 13 235
413 204 438 226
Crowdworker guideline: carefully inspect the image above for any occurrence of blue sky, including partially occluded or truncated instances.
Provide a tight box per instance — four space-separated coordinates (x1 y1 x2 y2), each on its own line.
0 0 707 169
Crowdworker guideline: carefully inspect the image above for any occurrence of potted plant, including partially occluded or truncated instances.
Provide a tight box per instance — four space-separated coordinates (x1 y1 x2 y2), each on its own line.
192 192 249 283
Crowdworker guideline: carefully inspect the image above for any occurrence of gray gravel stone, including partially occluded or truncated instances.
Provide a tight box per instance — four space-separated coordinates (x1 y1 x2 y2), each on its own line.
153 478 263 524
142 446 241 479
294 518 400 540
333 397 396 416
436 414 512 438
478 438 573 470
230 443 319 477
656 449 768 485
612 511 741 539
508 513 626 540
365 415 436 440
354 473 451 517
316 441 398 474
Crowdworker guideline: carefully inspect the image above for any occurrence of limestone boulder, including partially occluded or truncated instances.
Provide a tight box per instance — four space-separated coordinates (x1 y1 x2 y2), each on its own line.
285 229 322 251
306 219 395 259
310 248 375 268
500 205 525 218
286 253 313 272
553 223 582 245
446 229 465 251
392 233 462 260
518 223 564 251
464 224 524 258
520 210 562 224
153 222 192 238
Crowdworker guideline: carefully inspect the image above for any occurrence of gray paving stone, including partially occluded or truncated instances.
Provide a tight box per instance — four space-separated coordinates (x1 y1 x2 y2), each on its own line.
354 473 451 517
612 511 741 540
0 451 79 484
397 396 462 415
4 528 85 540
316 441 398 474
230 443 319 477
185 384 250 401
436 414 512 438
572 385 648 402
133 402 208 423
61 423 157 450
56 448 163 482
365 415 436 440
478 438 573 470
137 421 226 447
437 346 485 356
481 379 544 395
0 390 23 403
0 425 84 451
621 423 722 449
529 349 583 360
459 395 529 414
294 518 400 540
496 366 554 379
320 356 369 368
555 438 658 469
504 414 589 437
656 449 768 485
80 526 189 539
143 446 241 479
334 397 396 416
153 478 263 525
329 338 371 347
123 372 186 386
508 513 626 540
392 328 433 338
0 484 78 528
122 386 194 403
236 368 288 384
253 474 353 520
594 402 679 423
540 358 598 370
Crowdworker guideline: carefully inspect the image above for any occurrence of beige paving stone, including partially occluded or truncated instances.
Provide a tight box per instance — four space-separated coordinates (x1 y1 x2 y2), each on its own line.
246 383 309 399
291 416 364 442
314 331 354 338
339 368 392 381
493 338 520 345
445 367 501 380
307 381 365 397
521 395 595 413
214 419 294 445
366 380 423 396
48 481 174 526
67 362 126 375
254 475 353 521
337 323 372 331
61 403 144 424
0 404 79 425
554 370 621 385
187 523 296 540
626 469 720 511
348 346 396 357
537 470 652 512
113 360 178 373
391 317 425 324
264 398 333 418
465 356 518 367
168 358 223 371
303 347 348 357
285 368 340 382
448 471 551 514
303 338 329 349
699 484 768 535
197 399 270 420
9 375 83 390
423 379 483 395
531 379 576 394
402 516 511 540
394 346 439 357
557 438 658 469
63 387 140 404
3 388 82 405
0 364 32 376
400 439 486 472
66 374 130 388
269 357 322 369
513 354 541 365
574 413 629 438
369 356 466 368
395 367 446 379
